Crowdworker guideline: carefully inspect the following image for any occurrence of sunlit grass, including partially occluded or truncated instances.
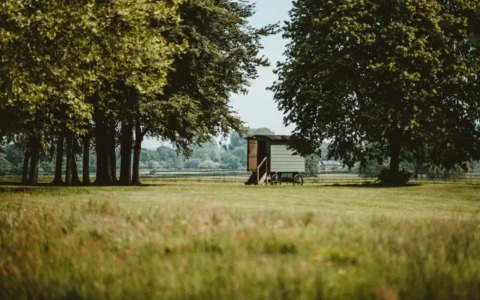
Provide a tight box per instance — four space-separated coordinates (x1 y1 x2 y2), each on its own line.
1 182 479 299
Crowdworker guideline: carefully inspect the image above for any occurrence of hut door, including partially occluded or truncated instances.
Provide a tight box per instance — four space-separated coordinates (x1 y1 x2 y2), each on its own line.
257 140 267 173
248 140 258 172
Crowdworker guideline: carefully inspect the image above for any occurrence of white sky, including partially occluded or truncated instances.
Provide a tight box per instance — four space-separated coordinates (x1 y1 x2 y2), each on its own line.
143 0 294 149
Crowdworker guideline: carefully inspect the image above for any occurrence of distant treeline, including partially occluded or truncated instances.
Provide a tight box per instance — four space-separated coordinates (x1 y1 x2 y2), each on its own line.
0 128 276 176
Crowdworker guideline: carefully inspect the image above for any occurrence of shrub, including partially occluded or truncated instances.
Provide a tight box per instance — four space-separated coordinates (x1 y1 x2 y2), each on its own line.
304 156 320 177
359 159 387 178
184 158 202 169
377 168 412 185
425 164 466 180
198 160 217 169
147 160 160 169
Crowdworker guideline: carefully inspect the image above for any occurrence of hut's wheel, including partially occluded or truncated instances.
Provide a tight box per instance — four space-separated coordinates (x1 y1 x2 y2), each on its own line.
271 173 280 185
293 174 304 186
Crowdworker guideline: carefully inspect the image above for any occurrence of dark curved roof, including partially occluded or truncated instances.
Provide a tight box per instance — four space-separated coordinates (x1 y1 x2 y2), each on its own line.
245 135 292 141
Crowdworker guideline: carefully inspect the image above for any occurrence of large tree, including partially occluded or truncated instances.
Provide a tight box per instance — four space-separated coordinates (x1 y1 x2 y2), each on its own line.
271 0 480 183
128 0 276 184
2 0 274 185
80 0 186 185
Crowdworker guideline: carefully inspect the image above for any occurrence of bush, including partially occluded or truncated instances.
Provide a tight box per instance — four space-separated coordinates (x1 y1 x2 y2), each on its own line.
8 165 23 176
425 165 466 180
184 158 202 169
377 168 412 185
198 160 217 169
359 159 387 178
0 154 13 175
147 160 160 169
304 156 320 177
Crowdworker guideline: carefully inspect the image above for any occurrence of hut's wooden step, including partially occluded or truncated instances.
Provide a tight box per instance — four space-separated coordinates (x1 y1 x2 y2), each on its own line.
244 172 268 185
258 172 267 185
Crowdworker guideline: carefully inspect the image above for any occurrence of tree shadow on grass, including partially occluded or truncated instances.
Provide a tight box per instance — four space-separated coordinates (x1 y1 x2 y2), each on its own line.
0 186 40 194
0 181 23 186
0 181 170 192
315 183 422 189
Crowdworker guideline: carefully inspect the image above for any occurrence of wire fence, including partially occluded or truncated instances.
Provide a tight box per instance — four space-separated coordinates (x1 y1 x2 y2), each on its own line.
141 169 480 185
141 170 252 183
304 171 480 185
1 169 480 185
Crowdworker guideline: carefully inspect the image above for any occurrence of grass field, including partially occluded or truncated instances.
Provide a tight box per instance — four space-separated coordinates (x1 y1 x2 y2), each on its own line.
1 181 480 299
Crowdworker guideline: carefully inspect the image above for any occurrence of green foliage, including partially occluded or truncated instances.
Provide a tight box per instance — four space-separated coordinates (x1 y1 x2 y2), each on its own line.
470 161 480 171
143 1 277 154
271 0 480 176
359 159 388 178
229 146 247 167
304 156 320 177
198 160 218 169
424 164 467 180
4 144 23 166
147 160 160 170
155 146 184 169
0 145 22 175
184 158 202 169
191 142 222 162
0 153 12 175
2 0 183 135
472 5 480 46
219 152 242 169
229 133 248 150
317 143 330 160
0 0 96 137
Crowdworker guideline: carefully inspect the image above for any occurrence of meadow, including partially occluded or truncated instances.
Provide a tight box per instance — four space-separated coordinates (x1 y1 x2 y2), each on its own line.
1 181 480 299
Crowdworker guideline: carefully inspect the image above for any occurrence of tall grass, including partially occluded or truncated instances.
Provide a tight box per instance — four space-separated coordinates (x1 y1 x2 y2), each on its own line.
0 183 479 299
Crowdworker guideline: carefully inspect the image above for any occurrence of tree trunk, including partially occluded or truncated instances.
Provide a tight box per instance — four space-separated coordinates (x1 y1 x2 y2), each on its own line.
119 121 133 185
131 121 144 185
109 127 117 183
65 133 73 185
388 136 401 175
22 151 30 185
71 154 82 185
53 133 64 185
28 138 40 185
82 136 91 185
94 110 113 185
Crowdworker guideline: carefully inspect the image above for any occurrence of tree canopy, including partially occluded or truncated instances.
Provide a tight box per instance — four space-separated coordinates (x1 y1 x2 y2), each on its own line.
271 0 480 184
